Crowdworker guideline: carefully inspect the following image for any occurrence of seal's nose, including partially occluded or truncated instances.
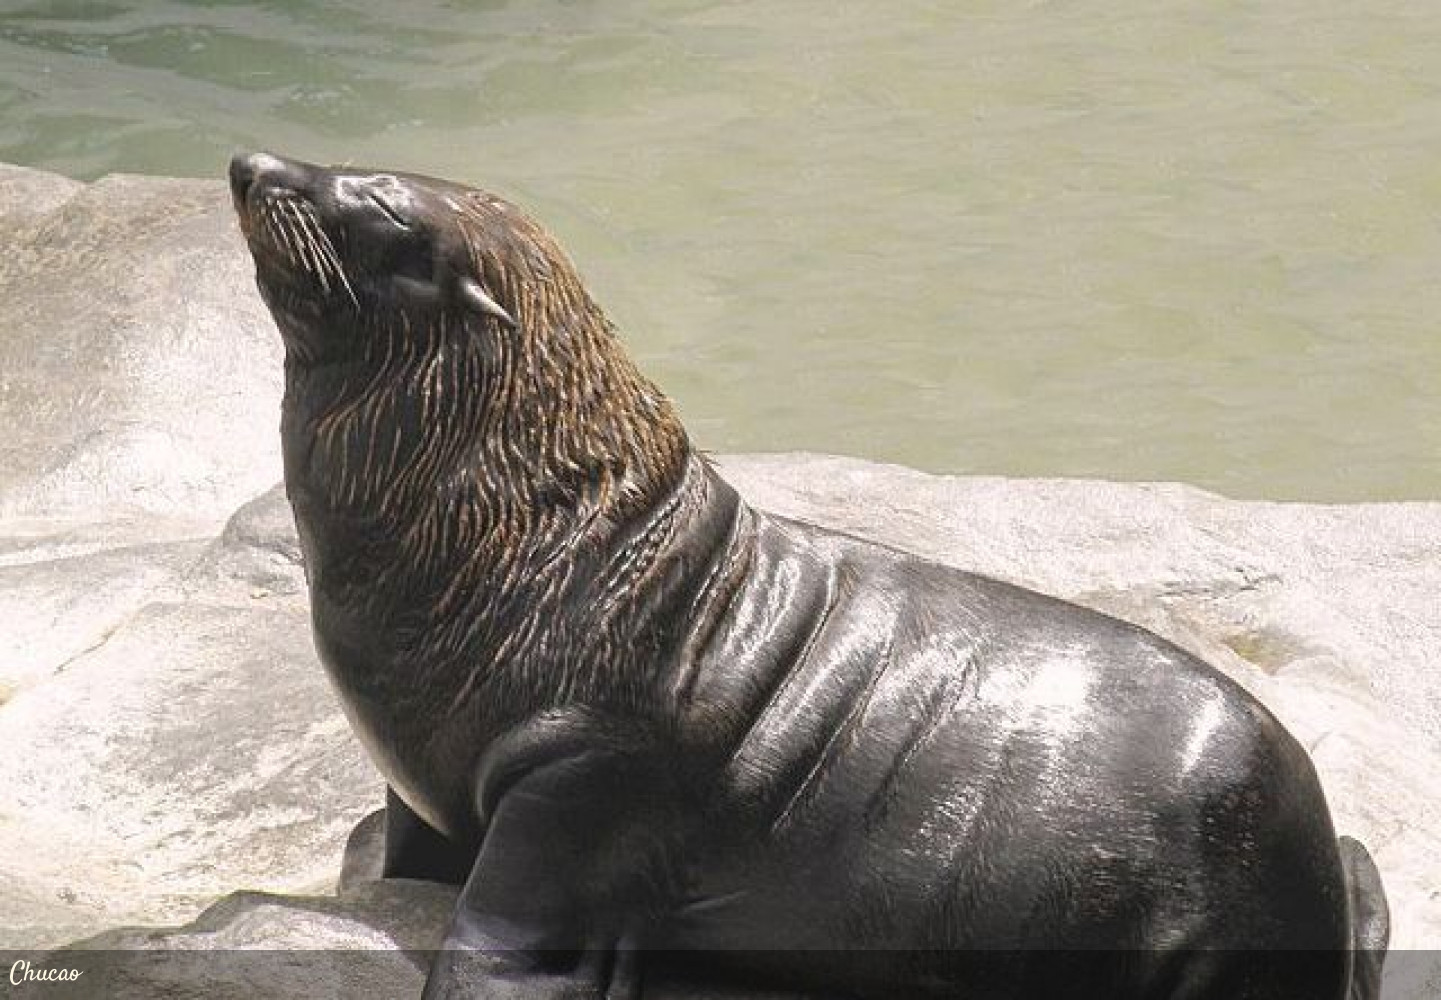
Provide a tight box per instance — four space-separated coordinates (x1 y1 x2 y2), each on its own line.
229 151 295 208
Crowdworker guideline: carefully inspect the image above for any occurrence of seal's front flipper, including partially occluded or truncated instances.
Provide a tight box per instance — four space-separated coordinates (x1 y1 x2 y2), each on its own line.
422 712 684 1000
382 786 477 884
424 942 640 1000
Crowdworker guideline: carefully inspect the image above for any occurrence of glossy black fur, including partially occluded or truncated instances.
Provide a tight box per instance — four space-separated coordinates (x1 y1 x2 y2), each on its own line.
230 152 1389 1000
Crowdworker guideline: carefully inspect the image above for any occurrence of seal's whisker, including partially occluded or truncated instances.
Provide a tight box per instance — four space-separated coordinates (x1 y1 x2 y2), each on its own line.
297 216 334 283
265 199 306 271
315 228 359 309
277 199 328 289
268 199 304 270
258 200 285 262
293 199 360 309
287 202 327 288
284 203 329 292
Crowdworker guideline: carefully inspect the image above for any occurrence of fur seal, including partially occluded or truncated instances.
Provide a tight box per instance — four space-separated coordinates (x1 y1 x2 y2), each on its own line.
229 151 1390 1000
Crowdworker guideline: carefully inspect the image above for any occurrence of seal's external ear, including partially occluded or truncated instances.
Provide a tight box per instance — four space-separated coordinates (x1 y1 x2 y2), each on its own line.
460 277 516 329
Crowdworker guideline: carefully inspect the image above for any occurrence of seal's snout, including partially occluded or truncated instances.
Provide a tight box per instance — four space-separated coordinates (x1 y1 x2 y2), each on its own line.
229 151 304 211
229 150 354 314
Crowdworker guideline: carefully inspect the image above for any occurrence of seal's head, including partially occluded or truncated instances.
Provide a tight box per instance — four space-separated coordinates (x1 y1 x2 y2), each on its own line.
231 151 536 363
228 151 687 521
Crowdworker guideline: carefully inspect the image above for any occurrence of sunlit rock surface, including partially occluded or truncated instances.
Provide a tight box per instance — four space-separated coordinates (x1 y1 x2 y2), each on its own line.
0 163 282 524
0 164 1435 997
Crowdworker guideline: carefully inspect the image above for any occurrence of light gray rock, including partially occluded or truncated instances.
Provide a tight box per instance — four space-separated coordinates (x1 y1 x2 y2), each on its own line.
0 169 282 523
186 483 308 601
0 164 1435 996
0 589 377 948
0 166 369 950
31 880 457 1000
0 162 83 229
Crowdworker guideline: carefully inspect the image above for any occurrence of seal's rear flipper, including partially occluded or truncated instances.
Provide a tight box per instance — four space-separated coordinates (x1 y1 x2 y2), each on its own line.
1339 835 1389 1000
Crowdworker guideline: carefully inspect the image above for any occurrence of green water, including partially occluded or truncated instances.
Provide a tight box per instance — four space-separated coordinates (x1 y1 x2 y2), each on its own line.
3 1 1440 500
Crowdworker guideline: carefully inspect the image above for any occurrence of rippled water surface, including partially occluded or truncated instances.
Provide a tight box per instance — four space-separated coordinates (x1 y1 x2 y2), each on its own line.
3 1 1439 499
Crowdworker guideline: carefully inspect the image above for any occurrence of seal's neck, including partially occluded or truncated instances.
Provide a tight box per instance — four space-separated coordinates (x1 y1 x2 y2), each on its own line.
280 292 690 537
280 295 719 710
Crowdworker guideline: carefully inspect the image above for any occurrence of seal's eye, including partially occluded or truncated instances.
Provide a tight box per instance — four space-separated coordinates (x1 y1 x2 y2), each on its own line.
368 191 411 231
